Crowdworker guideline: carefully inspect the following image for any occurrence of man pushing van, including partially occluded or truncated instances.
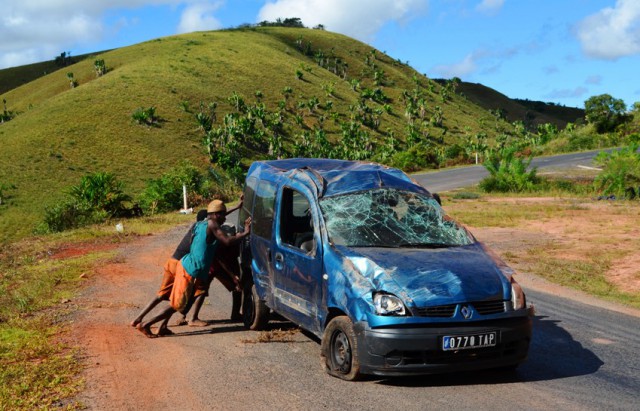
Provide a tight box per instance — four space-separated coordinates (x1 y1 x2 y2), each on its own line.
136 199 251 338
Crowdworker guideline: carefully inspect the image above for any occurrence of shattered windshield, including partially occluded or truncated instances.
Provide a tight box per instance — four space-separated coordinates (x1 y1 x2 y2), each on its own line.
319 188 474 247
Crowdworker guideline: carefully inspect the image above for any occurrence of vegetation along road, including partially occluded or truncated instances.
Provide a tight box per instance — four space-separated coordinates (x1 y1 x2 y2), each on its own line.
71 151 640 410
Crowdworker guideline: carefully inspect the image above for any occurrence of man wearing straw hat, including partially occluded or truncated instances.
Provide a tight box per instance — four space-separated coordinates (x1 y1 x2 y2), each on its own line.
136 199 251 338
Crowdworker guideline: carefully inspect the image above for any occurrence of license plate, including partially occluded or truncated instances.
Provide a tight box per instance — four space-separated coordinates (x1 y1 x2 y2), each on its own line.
442 331 497 351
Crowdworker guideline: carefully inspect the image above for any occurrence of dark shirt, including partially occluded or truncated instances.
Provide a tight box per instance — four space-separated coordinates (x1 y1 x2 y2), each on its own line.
171 223 195 260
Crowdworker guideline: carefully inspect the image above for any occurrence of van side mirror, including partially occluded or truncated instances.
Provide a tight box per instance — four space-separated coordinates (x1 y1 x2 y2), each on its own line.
433 193 442 206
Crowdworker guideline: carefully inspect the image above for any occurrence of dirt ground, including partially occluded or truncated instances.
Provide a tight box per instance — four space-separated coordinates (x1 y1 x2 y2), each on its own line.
470 197 640 296
67 228 185 409
64 199 640 409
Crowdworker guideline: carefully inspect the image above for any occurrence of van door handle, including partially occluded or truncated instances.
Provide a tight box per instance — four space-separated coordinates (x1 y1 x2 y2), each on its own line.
274 252 284 270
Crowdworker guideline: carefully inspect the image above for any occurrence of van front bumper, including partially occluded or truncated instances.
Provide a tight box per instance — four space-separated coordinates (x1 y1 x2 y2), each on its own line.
353 314 532 377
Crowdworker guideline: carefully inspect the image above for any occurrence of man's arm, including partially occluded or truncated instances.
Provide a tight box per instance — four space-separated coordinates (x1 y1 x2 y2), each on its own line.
225 194 244 216
207 217 251 246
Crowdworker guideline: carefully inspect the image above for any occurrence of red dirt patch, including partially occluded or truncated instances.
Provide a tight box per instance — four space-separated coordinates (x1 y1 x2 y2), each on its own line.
50 242 119 260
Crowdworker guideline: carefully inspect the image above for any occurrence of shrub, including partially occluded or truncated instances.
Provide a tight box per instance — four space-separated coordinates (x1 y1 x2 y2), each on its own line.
479 147 540 192
389 143 439 172
444 144 468 164
94 59 106 77
1 98 16 123
70 172 132 217
37 172 132 233
132 106 160 126
593 143 640 199
139 163 204 214
39 201 106 233
66 72 77 88
138 163 240 214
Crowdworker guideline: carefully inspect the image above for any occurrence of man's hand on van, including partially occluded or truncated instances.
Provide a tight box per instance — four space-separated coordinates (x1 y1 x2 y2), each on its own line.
243 217 252 234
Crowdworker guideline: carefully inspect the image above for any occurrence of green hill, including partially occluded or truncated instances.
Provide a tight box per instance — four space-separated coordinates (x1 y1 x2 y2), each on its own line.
439 80 585 129
0 27 572 243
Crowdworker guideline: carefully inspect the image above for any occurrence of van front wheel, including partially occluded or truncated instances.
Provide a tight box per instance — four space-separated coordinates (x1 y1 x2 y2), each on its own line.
321 316 361 381
242 282 269 330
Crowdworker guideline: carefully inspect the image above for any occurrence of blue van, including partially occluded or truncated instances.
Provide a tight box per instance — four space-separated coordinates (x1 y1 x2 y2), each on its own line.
237 159 533 380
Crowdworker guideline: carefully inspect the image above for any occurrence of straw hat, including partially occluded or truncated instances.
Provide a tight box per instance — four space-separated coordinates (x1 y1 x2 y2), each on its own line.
207 199 226 213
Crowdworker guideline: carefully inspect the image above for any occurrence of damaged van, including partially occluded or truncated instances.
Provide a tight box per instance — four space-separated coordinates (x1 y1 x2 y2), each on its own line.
237 159 533 380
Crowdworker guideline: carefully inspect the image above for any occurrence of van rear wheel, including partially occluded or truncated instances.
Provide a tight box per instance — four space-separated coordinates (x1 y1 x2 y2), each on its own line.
242 282 269 330
321 316 361 381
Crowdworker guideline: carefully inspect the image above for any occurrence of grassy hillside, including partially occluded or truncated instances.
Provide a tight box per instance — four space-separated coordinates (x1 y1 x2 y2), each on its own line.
0 27 516 243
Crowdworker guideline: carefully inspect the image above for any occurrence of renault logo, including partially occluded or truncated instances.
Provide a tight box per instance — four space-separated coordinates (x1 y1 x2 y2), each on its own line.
460 305 472 319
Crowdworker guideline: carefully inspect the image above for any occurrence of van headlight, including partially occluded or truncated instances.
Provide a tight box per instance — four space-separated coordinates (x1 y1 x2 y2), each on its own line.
373 293 407 316
510 278 526 310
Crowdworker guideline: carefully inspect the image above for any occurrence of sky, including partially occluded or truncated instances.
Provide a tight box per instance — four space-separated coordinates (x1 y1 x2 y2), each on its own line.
2 0 639 109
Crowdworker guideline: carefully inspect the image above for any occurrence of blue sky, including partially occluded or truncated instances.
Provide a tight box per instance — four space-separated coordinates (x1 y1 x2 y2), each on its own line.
2 0 639 109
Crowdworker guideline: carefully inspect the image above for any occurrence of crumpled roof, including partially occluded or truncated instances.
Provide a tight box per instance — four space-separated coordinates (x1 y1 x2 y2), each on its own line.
252 158 430 197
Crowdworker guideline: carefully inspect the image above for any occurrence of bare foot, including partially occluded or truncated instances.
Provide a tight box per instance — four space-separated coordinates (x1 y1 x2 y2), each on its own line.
157 328 175 337
173 317 188 327
130 319 141 327
188 319 208 327
136 323 157 338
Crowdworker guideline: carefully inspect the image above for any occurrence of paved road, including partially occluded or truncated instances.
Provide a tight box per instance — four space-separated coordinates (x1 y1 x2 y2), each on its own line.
160 275 640 410
412 149 606 193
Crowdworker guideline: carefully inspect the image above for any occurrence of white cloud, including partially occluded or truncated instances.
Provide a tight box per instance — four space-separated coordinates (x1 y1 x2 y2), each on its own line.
257 0 427 42
476 0 504 15
576 0 640 60
177 2 223 33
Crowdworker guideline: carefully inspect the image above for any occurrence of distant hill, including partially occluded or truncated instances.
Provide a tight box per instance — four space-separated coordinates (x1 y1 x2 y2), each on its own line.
0 51 106 95
437 80 585 129
0 27 581 243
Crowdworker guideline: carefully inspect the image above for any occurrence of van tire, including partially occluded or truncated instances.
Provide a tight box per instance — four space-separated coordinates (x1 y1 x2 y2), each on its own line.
321 316 361 381
243 282 269 330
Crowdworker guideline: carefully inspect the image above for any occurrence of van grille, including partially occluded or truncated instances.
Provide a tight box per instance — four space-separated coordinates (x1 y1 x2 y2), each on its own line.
415 304 457 317
473 300 506 315
415 300 506 317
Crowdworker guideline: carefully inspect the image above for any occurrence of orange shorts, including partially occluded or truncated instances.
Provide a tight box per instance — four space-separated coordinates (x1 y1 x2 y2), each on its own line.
169 261 196 313
156 258 179 300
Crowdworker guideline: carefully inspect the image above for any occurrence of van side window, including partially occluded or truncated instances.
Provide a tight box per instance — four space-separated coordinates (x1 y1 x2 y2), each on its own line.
280 187 314 253
253 180 277 239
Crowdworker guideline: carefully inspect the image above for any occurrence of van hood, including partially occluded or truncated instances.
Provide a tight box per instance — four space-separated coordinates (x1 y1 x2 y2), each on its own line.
337 243 509 307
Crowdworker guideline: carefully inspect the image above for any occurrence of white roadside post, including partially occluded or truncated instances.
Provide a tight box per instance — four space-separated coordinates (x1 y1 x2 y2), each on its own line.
180 184 193 214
